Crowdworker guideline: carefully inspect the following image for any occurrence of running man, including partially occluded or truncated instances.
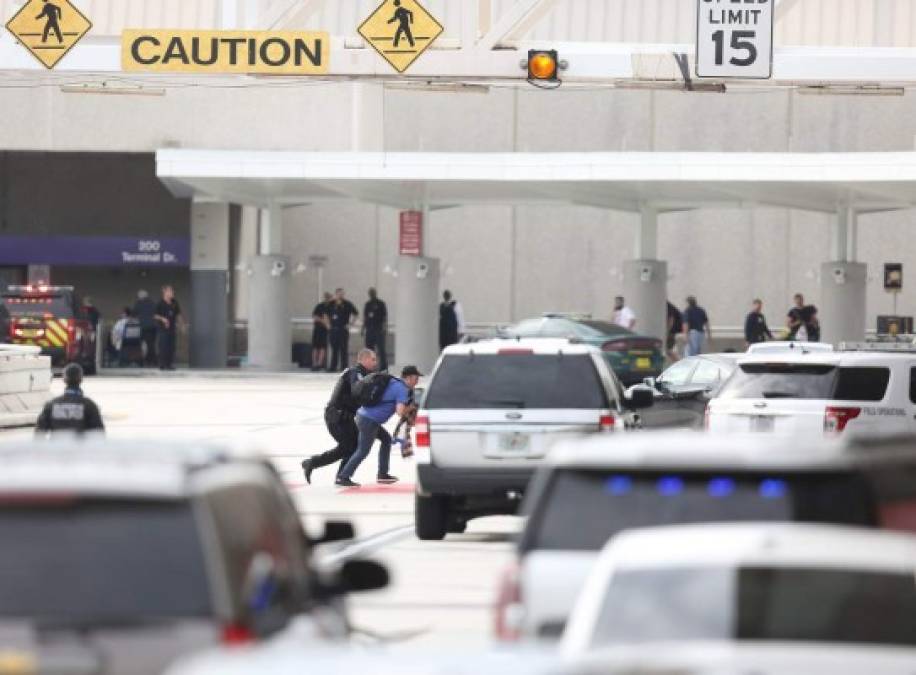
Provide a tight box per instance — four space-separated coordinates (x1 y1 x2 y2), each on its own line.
36 0 63 44
388 0 414 48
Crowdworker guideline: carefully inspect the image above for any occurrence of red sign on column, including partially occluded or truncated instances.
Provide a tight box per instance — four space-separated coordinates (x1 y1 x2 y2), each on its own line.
399 211 423 256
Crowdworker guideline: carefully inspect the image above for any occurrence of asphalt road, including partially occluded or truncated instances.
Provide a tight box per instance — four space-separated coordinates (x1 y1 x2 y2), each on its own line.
0 372 519 647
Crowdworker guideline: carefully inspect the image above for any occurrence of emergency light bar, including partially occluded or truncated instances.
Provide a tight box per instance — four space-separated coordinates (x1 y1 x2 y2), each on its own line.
838 340 916 352
6 285 73 293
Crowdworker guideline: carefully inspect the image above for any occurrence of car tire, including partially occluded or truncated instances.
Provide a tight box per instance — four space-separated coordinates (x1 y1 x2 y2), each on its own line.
415 493 448 541
447 518 467 534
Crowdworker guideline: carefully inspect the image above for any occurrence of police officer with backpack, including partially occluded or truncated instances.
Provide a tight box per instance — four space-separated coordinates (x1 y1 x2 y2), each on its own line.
336 365 422 487
301 348 378 484
35 363 104 436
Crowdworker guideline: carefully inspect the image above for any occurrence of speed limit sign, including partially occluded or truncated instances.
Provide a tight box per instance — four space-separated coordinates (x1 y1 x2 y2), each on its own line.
696 0 773 79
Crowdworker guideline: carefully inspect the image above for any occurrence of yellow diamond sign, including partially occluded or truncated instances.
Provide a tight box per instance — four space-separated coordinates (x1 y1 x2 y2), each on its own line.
6 0 91 69
358 0 443 73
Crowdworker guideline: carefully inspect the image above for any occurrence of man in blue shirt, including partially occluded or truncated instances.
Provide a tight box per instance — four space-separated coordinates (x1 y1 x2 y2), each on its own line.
336 365 422 487
682 295 710 357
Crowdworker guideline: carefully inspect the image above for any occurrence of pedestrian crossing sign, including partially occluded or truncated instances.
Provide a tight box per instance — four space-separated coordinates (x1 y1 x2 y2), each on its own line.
358 0 443 74
5 0 91 69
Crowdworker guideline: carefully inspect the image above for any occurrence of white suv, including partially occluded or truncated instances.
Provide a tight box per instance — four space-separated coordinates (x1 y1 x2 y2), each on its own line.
412 339 652 541
708 346 916 435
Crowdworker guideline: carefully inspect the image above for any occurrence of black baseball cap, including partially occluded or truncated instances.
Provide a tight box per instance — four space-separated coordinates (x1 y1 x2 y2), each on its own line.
401 365 423 378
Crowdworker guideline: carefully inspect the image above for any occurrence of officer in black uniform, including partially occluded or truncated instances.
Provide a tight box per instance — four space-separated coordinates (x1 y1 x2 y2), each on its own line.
328 288 359 372
363 287 388 371
35 363 104 435
301 348 377 484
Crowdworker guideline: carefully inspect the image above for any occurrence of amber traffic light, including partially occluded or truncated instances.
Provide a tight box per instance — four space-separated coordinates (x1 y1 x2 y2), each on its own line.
527 50 559 81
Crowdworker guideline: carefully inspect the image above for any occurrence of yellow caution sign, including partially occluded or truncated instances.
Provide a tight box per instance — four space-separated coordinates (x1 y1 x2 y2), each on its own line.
5 0 91 69
358 0 443 73
122 30 330 75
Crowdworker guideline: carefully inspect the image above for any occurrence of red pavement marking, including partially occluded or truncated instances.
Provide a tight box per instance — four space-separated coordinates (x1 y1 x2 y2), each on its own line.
285 482 415 494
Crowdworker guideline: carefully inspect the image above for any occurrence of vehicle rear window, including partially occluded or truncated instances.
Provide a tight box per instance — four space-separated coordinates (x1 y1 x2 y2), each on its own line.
1 295 73 318
523 470 873 552
719 364 890 401
424 354 608 409
589 566 916 648
0 500 212 620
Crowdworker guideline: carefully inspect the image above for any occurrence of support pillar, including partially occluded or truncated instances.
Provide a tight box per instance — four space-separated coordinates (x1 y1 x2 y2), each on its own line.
247 255 292 369
247 203 292 369
395 256 440 374
819 262 867 345
190 202 229 368
820 208 866 345
623 206 668 342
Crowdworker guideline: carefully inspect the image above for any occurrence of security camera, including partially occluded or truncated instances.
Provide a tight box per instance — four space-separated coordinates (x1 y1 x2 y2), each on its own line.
832 267 846 285
416 262 430 280
270 260 287 277
639 266 653 283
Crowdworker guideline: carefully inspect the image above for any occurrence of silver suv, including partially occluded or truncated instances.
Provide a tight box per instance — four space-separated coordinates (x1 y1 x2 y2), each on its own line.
413 339 652 540
0 440 387 675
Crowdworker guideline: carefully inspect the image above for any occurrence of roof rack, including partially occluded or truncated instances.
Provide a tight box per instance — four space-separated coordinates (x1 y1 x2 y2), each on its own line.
838 340 916 353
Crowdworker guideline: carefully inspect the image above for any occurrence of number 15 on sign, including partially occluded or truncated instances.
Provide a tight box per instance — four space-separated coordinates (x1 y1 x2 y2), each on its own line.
696 0 773 79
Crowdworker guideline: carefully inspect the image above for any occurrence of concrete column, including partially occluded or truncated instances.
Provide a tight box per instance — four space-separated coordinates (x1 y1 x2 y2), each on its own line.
819 261 867 345
832 206 851 262
395 256 440 374
623 207 667 342
190 202 229 368
247 255 292 370
259 203 283 256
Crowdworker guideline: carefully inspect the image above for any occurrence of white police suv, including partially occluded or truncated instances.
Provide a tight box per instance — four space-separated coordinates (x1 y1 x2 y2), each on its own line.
707 343 916 435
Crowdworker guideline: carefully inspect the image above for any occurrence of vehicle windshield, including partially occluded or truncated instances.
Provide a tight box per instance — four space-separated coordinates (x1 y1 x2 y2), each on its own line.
589 566 916 648
424 354 608 409
0 500 212 620
1 294 74 318
523 470 873 552
718 364 891 402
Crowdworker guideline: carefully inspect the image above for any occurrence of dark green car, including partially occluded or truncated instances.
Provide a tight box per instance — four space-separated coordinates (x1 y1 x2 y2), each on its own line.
501 315 664 386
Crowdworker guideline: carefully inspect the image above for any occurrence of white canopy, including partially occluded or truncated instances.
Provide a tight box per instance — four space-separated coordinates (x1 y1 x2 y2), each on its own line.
157 149 916 214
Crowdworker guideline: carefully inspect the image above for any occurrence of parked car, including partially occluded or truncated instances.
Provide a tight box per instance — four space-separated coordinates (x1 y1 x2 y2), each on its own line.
634 354 740 429
413 338 653 541
708 344 916 435
500 315 664 385
562 523 916 655
0 440 387 675
496 432 916 642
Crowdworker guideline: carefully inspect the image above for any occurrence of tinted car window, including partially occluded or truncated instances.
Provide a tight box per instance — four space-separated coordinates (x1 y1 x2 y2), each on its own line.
833 367 890 402
0 500 211 619
425 354 607 409
505 319 544 335
589 567 916 648
524 470 872 552
580 321 632 336
719 363 837 400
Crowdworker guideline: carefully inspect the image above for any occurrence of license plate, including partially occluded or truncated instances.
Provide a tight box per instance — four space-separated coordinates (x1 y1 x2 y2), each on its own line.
498 432 530 451
751 416 775 432
635 357 652 370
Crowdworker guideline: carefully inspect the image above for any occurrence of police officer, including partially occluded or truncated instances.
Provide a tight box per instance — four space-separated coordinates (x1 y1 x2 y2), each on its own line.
363 287 388 371
35 363 104 436
328 288 359 372
301 348 377 484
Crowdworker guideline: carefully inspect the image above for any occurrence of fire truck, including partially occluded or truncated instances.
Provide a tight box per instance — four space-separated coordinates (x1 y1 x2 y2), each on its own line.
1 285 99 374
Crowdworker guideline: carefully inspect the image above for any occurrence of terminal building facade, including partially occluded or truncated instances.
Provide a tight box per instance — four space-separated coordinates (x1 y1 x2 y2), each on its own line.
2 0 916 367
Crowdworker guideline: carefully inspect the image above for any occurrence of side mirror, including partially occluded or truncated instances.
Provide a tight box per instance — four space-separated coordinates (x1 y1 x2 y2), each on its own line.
625 386 654 410
314 520 355 545
339 559 389 593
643 377 657 389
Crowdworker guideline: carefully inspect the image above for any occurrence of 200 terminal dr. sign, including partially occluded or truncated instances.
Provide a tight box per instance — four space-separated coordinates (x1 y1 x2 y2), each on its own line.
122 30 329 74
696 0 773 79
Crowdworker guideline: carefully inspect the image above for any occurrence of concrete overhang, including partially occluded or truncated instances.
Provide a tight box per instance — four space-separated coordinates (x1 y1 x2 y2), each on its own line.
156 150 916 214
